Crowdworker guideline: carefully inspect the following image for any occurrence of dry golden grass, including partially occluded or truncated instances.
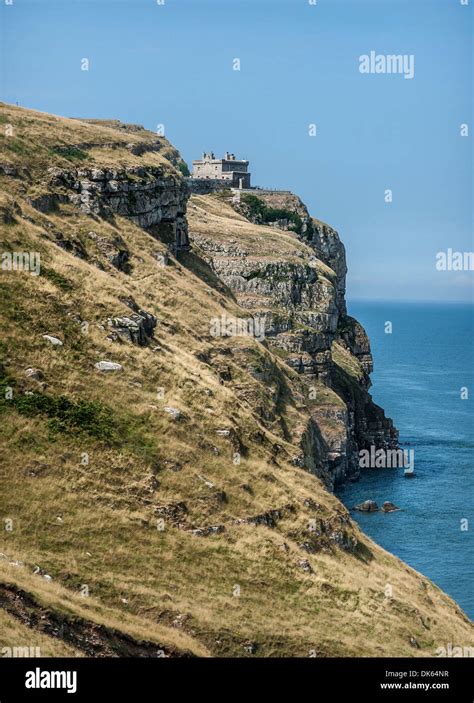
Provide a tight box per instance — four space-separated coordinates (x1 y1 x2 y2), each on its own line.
189 195 311 261
0 562 209 657
0 104 472 657
332 341 366 382
0 102 180 177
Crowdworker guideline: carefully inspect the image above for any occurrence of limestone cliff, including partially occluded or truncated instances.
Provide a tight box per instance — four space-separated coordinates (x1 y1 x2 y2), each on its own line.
48 165 189 251
1 111 190 254
0 103 397 490
188 191 397 488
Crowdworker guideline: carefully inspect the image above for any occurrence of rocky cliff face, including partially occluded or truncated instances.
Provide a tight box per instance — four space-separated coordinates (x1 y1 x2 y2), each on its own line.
2 110 190 254
47 166 189 251
188 192 397 488
0 99 395 488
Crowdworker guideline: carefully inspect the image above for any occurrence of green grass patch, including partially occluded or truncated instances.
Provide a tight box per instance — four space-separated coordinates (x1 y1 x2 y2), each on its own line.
3 138 31 156
241 194 304 235
0 379 120 442
40 266 73 291
50 146 89 162
178 161 190 177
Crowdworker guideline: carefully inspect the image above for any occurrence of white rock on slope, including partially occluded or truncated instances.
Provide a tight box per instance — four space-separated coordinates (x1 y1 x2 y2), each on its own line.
95 360 123 372
42 335 63 346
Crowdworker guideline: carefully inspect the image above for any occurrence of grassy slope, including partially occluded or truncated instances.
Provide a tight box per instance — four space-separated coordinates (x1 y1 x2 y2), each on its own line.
0 104 472 657
0 103 180 174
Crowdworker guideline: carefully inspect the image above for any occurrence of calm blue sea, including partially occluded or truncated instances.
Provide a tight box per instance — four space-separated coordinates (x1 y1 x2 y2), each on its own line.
337 301 474 618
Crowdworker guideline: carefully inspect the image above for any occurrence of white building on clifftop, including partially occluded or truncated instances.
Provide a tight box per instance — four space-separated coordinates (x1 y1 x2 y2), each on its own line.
192 151 251 189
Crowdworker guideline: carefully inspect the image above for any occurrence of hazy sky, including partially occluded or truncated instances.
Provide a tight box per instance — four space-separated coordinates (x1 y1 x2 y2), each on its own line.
1 0 472 302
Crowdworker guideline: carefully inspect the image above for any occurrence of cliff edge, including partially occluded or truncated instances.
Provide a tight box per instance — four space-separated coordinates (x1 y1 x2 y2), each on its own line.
0 103 471 657
188 189 397 488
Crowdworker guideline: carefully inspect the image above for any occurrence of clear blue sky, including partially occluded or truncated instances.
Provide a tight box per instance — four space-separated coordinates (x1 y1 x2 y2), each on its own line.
1 0 472 302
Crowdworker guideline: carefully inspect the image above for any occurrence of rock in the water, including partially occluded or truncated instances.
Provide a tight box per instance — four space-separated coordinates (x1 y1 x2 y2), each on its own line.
95 360 123 372
354 499 378 512
381 501 400 513
42 335 63 347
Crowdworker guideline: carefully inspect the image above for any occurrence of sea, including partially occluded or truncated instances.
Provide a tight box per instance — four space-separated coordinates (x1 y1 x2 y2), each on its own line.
337 301 474 619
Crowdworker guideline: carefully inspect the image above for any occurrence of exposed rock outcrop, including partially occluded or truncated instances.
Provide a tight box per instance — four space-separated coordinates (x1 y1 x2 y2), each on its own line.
336 315 373 380
107 309 157 346
95 361 123 373
48 166 190 252
188 192 398 488
88 230 131 272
